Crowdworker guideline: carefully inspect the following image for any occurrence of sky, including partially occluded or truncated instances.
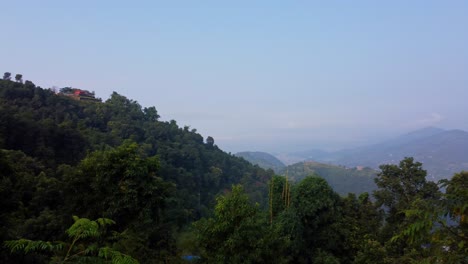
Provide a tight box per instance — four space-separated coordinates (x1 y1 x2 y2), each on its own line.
2 1 468 153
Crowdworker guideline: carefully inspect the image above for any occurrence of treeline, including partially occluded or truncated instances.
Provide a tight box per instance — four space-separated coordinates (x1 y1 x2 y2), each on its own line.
0 78 273 263
192 158 467 263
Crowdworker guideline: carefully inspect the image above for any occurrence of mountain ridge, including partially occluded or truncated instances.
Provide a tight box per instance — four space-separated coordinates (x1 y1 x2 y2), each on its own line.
275 127 468 181
235 151 286 173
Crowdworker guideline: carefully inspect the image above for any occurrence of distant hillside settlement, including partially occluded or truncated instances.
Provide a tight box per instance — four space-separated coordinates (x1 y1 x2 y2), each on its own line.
59 87 101 102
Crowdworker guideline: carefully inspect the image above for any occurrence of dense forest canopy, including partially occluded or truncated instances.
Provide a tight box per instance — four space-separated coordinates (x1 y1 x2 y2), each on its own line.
0 76 466 263
0 77 273 263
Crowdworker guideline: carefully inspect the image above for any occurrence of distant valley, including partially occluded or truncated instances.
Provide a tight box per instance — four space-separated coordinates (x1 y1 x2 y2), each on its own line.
241 127 468 183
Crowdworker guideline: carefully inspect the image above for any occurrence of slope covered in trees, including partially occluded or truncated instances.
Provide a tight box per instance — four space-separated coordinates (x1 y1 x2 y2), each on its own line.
0 78 273 263
235 151 286 173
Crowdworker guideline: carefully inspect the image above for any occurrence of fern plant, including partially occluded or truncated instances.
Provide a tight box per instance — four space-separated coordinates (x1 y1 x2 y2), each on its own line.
4 216 139 264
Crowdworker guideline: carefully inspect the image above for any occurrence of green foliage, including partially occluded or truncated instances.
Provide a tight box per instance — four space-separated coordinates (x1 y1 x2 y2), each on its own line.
4 216 138 264
374 157 440 240
353 239 389 264
336 193 383 263
268 175 288 222
442 171 468 225
4 78 463 262
66 142 171 221
66 216 115 240
289 175 343 262
0 79 273 262
371 157 446 261
5 239 63 253
389 171 468 263
98 247 139 264
293 176 340 230
374 157 439 210
312 249 340 264
194 185 290 263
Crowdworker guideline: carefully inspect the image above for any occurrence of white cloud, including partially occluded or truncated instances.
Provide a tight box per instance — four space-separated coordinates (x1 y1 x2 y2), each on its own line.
415 113 444 126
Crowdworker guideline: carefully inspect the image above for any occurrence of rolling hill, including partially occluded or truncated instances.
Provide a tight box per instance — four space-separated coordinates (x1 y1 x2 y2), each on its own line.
235 151 286 173
280 161 377 195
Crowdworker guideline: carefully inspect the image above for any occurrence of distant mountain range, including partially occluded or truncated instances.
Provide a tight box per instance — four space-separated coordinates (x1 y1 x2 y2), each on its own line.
280 127 468 181
237 127 467 194
235 151 286 173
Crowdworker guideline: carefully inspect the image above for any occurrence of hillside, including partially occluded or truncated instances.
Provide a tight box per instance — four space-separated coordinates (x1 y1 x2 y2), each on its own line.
276 148 330 165
0 78 273 262
281 161 377 195
235 151 286 173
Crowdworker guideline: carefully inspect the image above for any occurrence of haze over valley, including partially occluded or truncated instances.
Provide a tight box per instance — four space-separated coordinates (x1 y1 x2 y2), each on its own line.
242 126 468 181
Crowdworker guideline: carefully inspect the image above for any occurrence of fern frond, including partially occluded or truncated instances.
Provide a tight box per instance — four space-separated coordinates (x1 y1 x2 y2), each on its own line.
84 243 99 255
98 247 139 264
4 239 61 253
96 217 116 227
66 217 100 239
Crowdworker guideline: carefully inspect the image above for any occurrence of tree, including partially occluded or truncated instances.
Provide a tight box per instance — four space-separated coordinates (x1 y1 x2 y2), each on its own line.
5 216 139 263
291 175 342 262
143 106 160 121
2 72 11 80
68 143 169 213
14 74 23 83
194 185 289 263
24 80 35 89
61 142 176 261
373 157 440 257
206 136 214 147
390 171 468 262
268 175 288 224
337 193 383 263
434 171 468 261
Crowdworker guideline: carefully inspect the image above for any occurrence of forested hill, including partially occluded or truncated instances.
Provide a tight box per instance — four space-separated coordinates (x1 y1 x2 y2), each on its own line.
235 151 286 173
282 161 377 195
0 78 273 262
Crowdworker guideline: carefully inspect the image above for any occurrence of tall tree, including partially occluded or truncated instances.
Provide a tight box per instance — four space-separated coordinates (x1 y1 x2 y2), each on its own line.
2 72 11 80
206 136 214 147
62 142 175 261
391 171 468 262
14 74 22 83
194 185 289 263
373 157 440 256
291 175 342 263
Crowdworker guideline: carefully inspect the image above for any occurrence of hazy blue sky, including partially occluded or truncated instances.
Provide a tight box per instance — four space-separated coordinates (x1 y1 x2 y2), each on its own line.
2 1 468 153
